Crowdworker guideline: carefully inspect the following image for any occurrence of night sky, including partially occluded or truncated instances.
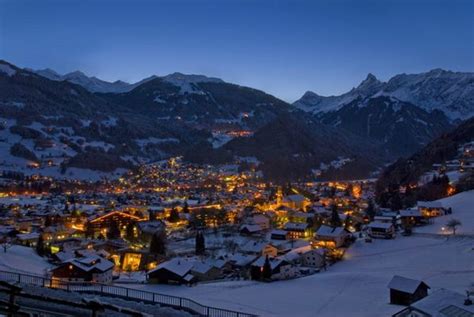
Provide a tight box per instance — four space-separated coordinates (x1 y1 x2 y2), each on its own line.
1 0 473 101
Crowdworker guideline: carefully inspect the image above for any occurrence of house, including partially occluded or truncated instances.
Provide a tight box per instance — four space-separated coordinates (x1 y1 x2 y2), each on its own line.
16 232 40 246
417 201 447 218
368 221 395 239
314 225 351 248
281 194 311 211
147 259 194 284
228 253 259 269
147 258 222 284
249 214 271 230
282 245 325 269
283 222 312 239
388 275 430 306
239 240 278 257
51 255 114 283
88 211 143 237
392 289 473 317
399 209 426 226
300 248 326 268
239 224 263 236
270 229 288 240
250 256 294 280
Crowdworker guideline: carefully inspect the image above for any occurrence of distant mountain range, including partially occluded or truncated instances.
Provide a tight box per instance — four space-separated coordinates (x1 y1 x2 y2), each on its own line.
0 60 472 181
294 69 474 120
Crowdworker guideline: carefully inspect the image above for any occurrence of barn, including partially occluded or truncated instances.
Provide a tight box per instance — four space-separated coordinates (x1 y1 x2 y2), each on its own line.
388 275 430 306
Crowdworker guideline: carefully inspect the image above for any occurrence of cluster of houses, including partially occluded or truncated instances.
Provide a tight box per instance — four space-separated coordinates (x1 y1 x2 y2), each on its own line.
0 156 459 287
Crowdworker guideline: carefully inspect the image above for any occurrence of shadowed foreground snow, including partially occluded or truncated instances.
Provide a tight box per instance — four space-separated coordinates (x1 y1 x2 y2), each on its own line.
130 235 474 317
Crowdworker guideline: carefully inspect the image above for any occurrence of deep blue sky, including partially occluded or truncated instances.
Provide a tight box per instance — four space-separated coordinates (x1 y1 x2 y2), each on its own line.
1 0 473 102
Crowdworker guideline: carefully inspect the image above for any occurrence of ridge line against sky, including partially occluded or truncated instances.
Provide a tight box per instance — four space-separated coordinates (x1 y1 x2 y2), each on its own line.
1 0 473 102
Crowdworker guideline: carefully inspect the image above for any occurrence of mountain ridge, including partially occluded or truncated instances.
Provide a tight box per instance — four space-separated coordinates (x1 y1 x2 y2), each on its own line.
294 69 474 120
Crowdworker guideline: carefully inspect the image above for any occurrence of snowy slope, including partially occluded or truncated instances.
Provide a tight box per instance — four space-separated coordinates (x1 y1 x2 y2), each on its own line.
415 190 474 236
0 245 51 275
128 236 474 317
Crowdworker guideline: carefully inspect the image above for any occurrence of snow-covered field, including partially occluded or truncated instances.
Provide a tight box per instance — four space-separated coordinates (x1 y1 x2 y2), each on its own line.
128 235 474 317
415 190 474 235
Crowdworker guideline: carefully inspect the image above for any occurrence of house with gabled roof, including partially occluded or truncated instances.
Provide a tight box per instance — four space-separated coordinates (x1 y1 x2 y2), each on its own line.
51 255 114 283
388 275 430 306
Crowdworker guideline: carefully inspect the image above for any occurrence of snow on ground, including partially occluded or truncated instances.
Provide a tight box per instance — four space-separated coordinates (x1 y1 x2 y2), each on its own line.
128 235 474 317
415 190 474 236
0 245 51 275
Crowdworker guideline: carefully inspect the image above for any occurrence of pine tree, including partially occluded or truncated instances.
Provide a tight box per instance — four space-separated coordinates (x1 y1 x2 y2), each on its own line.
262 255 272 280
200 232 205 254
168 208 180 223
330 204 342 227
36 234 45 256
366 199 376 221
195 231 206 255
150 231 166 255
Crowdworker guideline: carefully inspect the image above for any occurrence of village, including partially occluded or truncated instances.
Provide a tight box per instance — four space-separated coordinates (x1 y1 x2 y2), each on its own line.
0 141 473 316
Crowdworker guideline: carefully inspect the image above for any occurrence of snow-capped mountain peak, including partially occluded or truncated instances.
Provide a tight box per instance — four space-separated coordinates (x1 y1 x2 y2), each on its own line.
294 69 474 120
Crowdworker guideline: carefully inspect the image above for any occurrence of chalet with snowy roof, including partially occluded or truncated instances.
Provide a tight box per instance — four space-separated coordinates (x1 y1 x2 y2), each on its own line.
250 256 294 280
417 201 447 218
281 194 311 211
271 229 289 240
283 222 312 239
16 232 39 246
399 209 425 226
314 225 350 248
392 289 473 317
248 214 271 230
51 255 114 283
228 253 259 269
388 275 430 306
239 224 264 236
147 258 222 284
301 248 326 268
239 240 278 257
88 211 143 237
282 245 325 268
368 221 395 239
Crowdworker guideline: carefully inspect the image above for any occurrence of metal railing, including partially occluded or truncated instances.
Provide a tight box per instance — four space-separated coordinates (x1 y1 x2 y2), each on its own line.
0 270 257 317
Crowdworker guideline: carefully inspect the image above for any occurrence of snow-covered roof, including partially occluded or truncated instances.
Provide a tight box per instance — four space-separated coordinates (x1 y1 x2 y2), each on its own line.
240 224 262 233
368 221 393 229
399 209 422 217
240 240 273 253
271 229 288 236
16 232 40 240
417 201 444 209
387 275 429 293
252 256 287 270
316 225 347 237
229 253 258 266
150 258 194 277
283 194 308 203
60 255 114 273
283 222 309 231
410 289 473 316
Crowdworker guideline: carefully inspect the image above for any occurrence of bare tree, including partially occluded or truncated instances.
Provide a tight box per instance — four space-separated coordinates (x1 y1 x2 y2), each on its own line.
446 219 462 235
